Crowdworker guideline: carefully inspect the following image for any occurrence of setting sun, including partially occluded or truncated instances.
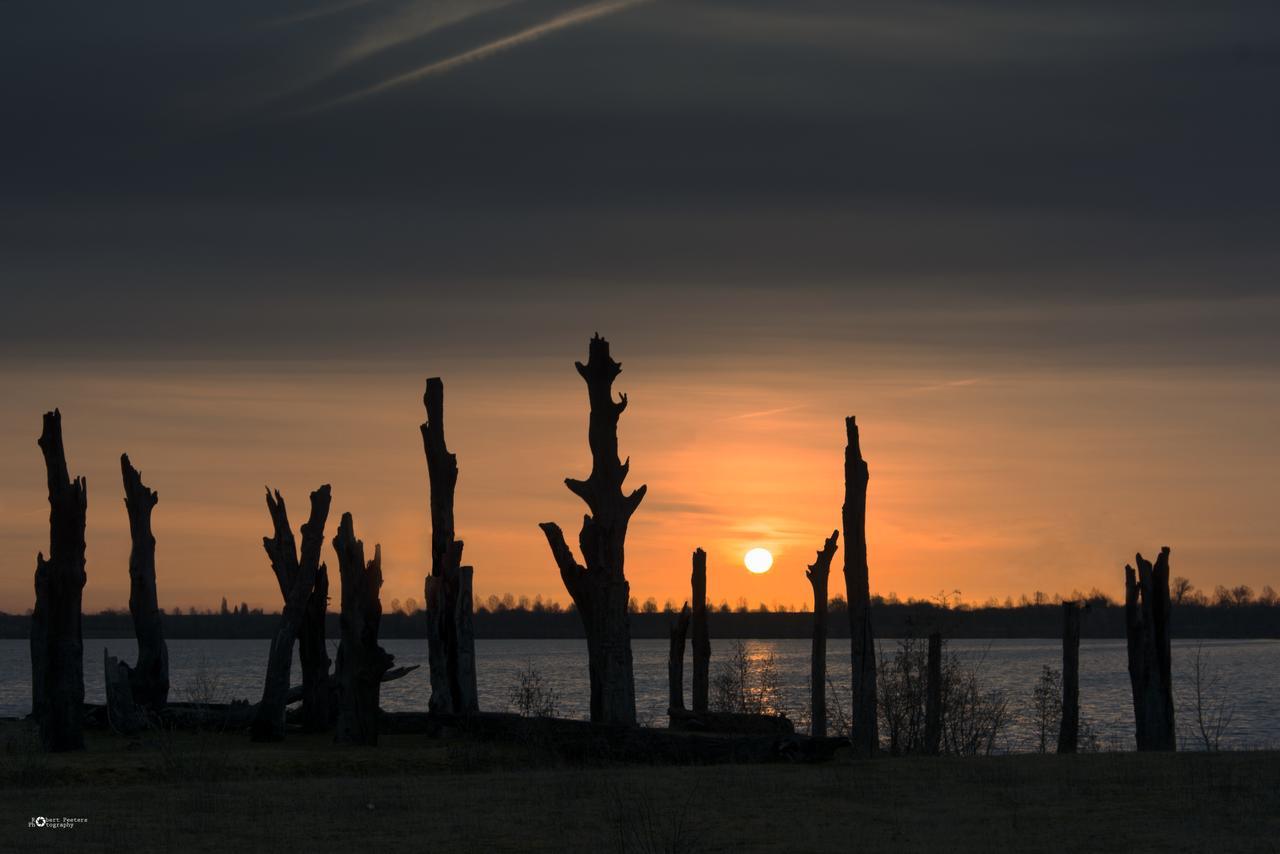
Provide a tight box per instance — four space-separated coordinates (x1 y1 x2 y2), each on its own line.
744 548 774 574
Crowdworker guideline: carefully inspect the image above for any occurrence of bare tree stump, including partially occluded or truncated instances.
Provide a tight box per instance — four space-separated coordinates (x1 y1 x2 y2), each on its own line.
806 530 839 737
120 454 169 710
924 632 942 755
691 548 710 715
33 410 87 751
104 649 146 735
252 485 332 742
667 604 691 714
540 335 646 726
333 513 393 745
1058 601 1082 753
1125 547 1175 751
422 377 478 715
843 416 878 756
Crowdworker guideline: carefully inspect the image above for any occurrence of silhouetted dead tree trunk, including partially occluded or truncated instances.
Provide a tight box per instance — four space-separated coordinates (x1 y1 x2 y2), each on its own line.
422 377 478 715
298 565 331 732
104 649 146 734
668 604 690 714
120 454 168 710
1125 547 1175 751
691 548 710 714
806 531 839 737
333 513 393 745
540 334 646 726
32 410 87 751
1058 601 1082 753
924 632 942 755
252 485 331 742
843 416 878 756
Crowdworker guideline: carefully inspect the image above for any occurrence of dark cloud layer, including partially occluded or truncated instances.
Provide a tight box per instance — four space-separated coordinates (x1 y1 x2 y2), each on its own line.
2 0 1278 363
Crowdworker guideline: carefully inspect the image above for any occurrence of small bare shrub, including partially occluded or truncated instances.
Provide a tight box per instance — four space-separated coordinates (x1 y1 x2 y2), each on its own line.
507 662 561 718
1029 665 1062 753
878 637 1012 756
1180 641 1234 751
710 641 790 717
184 652 223 712
941 651 1012 756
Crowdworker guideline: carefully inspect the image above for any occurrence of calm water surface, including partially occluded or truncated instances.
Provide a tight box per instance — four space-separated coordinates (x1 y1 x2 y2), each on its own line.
2 638 1275 752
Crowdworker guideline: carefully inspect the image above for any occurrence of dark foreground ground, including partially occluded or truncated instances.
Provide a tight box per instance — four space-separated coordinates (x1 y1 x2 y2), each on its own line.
2 720 1277 853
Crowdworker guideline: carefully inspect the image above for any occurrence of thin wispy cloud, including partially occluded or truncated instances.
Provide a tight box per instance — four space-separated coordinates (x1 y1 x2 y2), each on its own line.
722 405 803 421
258 0 382 31
904 378 985 394
302 0 650 114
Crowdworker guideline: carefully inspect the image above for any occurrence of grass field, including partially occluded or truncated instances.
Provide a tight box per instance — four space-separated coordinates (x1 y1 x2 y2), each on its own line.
2 720 1277 853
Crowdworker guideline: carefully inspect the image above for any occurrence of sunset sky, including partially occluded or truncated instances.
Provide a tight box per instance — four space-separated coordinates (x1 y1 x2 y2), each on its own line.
2 0 1277 612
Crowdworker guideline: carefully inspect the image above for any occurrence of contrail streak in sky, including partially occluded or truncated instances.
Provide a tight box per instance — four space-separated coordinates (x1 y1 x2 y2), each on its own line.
304 0 651 114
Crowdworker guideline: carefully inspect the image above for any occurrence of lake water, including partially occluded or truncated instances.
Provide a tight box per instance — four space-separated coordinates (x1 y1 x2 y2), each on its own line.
2 638 1276 751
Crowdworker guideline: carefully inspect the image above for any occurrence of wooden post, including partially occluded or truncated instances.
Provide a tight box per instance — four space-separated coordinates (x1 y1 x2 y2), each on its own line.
1124 547 1175 751
691 548 711 714
120 454 169 710
667 604 691 714
33 410 87 751
1058 601 1081 753
422 377 478 715
252 485 331 742
843 416 879 756
924 632 942 755
333 513 393 745
805 531 839 737
541 334 646 725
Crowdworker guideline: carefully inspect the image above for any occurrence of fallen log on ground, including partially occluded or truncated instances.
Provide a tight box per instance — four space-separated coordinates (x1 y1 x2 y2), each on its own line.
82 665 420 731
667 707 795 735
381 711 840 763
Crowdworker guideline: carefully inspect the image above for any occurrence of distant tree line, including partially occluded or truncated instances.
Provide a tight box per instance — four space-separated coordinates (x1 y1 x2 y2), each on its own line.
1 578 1274 640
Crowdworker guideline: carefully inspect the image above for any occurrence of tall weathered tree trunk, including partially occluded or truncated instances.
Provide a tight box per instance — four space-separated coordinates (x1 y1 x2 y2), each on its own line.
120 454 168 710
805 531 839 737
924 632 942 755
252 485 331 742
540 334 646 726
32 410 87 751
298 565 331 732
1124 547 1175 751
843 416 878 756
691 548 710 714
1058 601 1082 754
333 513 393 745
422 377 478 715
667 604 690 713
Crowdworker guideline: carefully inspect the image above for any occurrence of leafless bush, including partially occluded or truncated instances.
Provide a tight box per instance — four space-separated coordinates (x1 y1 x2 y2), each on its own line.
183 652 223 712
1029 666 1062 753
878 637 929 754
710 641 790 717
1077 717 1102 753
506 662 561 718
878 637 1012 756
941 654 1012 756
797 675 852 736
826 676 851 737
1180 641 1234 751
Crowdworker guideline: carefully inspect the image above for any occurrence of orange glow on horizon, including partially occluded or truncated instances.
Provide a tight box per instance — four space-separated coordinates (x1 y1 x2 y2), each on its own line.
0 356 1274 613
